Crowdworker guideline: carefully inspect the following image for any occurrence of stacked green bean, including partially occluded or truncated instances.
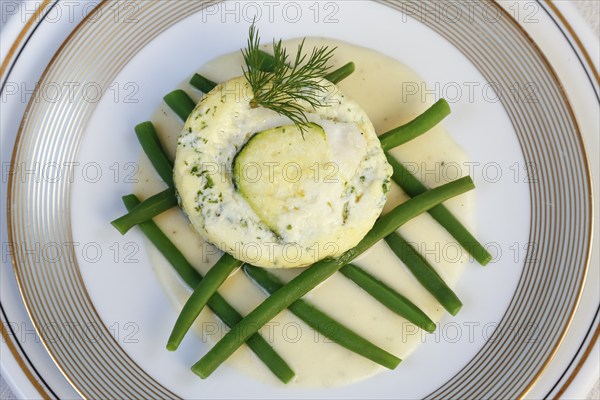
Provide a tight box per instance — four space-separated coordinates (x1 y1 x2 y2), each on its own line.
121 194 294 383
193 176 474 377
111 57 490 381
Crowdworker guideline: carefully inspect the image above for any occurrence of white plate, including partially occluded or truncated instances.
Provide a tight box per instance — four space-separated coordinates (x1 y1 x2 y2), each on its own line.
1 1 598 399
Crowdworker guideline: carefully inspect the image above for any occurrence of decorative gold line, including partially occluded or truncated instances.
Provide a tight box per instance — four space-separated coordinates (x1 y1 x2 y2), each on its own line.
553 323 600 399
499 2 595 397
462 3 585 397
419 4 572 396
6 1 140 397
6 0 213 398
20 3 177 396
379 1 593 398
430 13 560 397
1 1 56 398
0 0 52 79
443 0 594 395
45 3 191 396
55 4 201 395
542 3 600 394
546 0 600 86
0 322 52 400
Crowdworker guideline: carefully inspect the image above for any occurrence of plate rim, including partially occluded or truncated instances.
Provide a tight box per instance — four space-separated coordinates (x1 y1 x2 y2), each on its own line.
1 1 66 399
1 0 598 399
537 1 600 398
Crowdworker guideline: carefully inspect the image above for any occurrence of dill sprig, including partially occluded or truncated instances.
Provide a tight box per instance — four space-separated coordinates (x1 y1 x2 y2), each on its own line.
242 23 336 131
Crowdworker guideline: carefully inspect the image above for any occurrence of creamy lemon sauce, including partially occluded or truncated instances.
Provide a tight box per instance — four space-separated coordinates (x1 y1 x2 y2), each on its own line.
135 38 474 387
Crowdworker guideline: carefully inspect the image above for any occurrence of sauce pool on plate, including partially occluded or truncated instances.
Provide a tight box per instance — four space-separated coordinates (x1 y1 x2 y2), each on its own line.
135 38 475 387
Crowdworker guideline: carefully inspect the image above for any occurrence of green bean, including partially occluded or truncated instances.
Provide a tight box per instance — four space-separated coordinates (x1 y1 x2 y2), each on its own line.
190 59 355 96
386 154 492 265
257 51 357 85
190 74 217 93
122 195 200 286
339 264 435 332
111 189 177 235
167 254 243 351
324 62 356 84
134 122 174 187
191 176 475 378
379 99 451 151
163 90 196 121
385 233 462 315
189 52 279 95
243 265 401 369
378 99 490 265
122 195 295 383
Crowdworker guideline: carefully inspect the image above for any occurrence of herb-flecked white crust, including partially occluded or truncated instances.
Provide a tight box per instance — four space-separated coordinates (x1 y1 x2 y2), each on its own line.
174 76 391 268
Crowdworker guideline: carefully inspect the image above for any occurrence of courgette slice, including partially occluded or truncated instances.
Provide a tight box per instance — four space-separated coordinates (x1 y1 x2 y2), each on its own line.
233 123 332 234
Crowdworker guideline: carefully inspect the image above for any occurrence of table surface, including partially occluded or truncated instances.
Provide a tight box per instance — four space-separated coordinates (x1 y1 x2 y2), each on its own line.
0 1 598 399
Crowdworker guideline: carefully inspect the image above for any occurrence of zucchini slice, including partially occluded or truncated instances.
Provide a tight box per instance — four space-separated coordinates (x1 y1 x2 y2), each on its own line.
233 123 332 234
